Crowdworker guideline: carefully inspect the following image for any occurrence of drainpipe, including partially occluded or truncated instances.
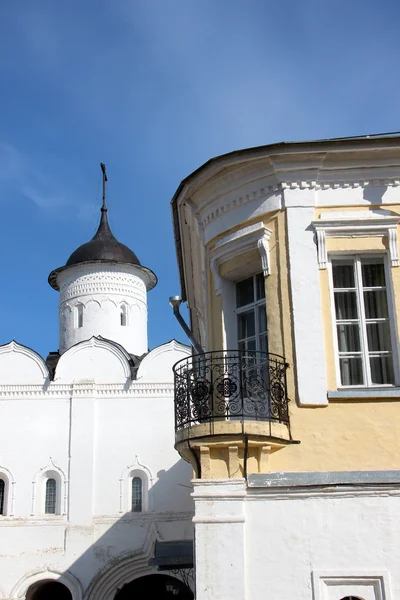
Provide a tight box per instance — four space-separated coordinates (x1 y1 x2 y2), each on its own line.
169 296 203 355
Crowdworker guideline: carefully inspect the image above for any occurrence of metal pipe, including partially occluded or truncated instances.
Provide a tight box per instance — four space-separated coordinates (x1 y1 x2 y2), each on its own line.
169 296 203 355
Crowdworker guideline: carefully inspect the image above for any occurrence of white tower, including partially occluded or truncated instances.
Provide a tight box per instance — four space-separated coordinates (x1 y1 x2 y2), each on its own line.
48 165 157 355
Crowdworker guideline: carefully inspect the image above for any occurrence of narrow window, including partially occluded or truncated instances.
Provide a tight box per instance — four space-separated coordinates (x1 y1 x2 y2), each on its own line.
45 478 57 514
131 477 142 512
332 256 395 386
76 304 84 328
236 273 267 353
120 304 128 326
0 479 4 515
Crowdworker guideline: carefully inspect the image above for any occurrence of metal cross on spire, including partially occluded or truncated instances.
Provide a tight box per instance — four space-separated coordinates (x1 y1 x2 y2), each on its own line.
100 162 108 211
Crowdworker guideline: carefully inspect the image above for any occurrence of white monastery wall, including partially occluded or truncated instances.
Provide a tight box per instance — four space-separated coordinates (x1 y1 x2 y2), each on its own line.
0 340 194 600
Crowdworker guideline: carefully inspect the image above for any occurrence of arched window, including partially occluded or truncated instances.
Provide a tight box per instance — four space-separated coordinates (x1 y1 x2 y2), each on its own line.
131 477 142 512
45 478 57 514
0 479 4 515
76 304 84 328
120 304 128 326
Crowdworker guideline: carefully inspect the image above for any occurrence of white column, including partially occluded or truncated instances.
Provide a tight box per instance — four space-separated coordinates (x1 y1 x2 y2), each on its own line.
68 386 95 524
193 479 246 600
286 202 328 405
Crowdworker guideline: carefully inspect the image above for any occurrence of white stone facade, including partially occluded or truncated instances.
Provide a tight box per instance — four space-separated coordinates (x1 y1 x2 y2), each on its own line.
0 339 194 598
193 476 399 600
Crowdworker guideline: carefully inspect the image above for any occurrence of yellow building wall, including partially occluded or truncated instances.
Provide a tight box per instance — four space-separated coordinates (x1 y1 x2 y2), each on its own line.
204 205 400 474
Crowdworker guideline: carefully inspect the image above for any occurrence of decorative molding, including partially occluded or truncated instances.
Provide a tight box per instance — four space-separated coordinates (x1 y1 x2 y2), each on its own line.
0 341 49 380
10 567 83 600
32 457 68 516
200 178 400 230
0 465 16 516
85 523 162 600
312 570 392 600
312 211 400 268
0 381 175 399
54 337 132 381
119 455 154 513
210 222 272 295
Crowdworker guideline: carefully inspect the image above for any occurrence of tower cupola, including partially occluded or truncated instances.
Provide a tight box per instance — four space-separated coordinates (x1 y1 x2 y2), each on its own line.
49 164 157 355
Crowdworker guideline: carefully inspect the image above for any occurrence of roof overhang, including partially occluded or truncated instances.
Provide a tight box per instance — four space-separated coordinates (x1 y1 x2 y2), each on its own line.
171 134 400 301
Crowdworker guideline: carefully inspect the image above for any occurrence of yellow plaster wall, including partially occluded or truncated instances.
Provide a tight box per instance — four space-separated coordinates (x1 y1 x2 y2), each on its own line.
200 205 400 475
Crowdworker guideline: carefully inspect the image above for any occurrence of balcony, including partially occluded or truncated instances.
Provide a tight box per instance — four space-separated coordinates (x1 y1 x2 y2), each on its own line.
173 351 292 476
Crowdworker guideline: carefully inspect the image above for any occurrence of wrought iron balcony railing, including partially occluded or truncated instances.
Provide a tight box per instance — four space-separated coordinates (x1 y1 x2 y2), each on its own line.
173 350 290 432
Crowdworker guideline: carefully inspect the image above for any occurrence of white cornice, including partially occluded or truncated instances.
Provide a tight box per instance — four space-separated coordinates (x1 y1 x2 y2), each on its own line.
199 177 400 231
0 382 175 399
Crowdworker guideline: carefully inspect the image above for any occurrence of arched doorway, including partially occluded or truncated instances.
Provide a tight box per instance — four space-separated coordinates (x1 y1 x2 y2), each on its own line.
26 580 73 600
114 574 193 599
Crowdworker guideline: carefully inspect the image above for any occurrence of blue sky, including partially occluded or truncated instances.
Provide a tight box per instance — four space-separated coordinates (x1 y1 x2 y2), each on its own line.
0 0 399 357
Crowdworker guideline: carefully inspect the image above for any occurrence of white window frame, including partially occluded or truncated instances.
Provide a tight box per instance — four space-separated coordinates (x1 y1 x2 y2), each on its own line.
328 252 399 389
120 303 128 327
208 222 272 350
75 303 84 328
235 273 267 353
312 570 392 600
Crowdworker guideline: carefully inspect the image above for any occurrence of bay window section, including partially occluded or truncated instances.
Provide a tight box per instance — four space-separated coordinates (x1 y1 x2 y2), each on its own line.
332 256 395 387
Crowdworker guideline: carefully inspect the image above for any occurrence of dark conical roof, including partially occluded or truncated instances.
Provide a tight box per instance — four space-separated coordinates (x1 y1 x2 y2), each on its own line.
48 198 157 292
66 207 141 267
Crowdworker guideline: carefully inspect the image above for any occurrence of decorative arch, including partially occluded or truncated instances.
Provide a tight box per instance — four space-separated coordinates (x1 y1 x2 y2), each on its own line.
55 337 131 382
31 458 67 516
136 340 191 382
0 341 49 383
0 464 16 516
119 456 154 513
10 568 83 600
85 526 161 600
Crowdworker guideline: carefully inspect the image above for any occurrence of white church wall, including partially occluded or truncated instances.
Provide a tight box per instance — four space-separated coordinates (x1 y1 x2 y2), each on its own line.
93 389 193 516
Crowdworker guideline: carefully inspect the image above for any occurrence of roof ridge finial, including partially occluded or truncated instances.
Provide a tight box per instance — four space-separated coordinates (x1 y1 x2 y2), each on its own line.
100 162 107 212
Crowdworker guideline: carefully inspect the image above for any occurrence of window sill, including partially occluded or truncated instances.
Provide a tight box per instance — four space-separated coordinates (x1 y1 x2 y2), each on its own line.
328 387 400 399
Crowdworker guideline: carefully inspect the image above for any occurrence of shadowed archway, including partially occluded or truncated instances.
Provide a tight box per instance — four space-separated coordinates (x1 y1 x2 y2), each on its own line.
26 580 73 600
114 574 193 599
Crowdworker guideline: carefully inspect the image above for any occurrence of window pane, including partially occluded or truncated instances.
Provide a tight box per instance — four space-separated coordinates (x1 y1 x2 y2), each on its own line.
247 339 256 352
363 290 389 319
45 479 56 514
334 291 358 320
0 479 4 515
236 277 254 307
332 263 355 288
238 311 255 340
259 334 268 353
132 477 142 512
362 261 385 287
339 357 364 386
366 322 392 351
336 324 361 352
255 273 265 300
370 355 394 385
258 306 267 333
